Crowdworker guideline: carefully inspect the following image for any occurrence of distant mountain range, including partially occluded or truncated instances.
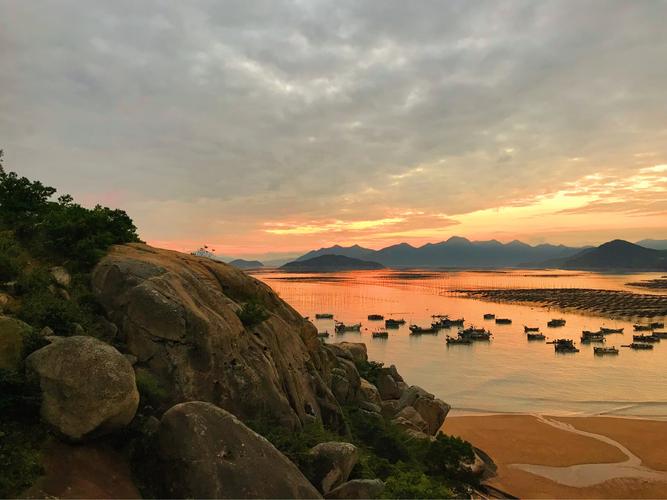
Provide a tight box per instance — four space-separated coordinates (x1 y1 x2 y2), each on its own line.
228 259 264 270
536 240 667 270
636 239 667 250
281 254 385 272
294 237 589 268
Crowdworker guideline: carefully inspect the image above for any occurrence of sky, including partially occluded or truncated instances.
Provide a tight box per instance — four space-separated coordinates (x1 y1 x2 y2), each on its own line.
2 0 666 259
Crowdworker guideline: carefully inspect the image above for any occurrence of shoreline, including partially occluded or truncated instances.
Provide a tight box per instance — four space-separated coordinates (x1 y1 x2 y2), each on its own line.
448 408 667 421
443 413 667 498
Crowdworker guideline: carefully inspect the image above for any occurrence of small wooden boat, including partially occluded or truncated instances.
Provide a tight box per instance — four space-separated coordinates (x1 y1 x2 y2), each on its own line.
433 317 465 328
633 324 653 332
633 334 660 343
550 338 579 352
368 314 384 321
495 318 512 325
547 319 566 327
594 346 619 355
483 313 495 320
527 332 545 340
315 313 334 319
651 331 667 339
409 325 439 335
622 343 654 350
459 327 492 340
372 330 388 338
316 331 330 338
600 327 624 334
335 322 361 333
446 336 472 345
650 322 665 329
524 326 540 332
385 318 405 328
581 334 605 344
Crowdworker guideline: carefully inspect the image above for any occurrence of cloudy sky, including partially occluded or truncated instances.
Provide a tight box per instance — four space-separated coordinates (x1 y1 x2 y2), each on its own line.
2 0 666 258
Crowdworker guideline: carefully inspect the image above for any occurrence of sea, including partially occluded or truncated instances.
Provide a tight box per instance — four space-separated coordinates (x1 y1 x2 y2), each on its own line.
253 268 667 418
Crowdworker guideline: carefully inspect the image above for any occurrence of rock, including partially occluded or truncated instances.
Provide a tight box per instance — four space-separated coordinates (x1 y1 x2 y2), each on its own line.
156 401 321 499
376 369 401 400
0 315 33 371
380 399 401 418
123 353 138 366
398 385 450 435
358 401 381 414
25 440 140 499
72 322 85 335
357 378 382 407
92 243 343 430
333 342 367 364
325 479 384 499
50 266 71 288
309 442 358 493
330 357 361 403
40 326 55 337
26 336 139 440
393 406 429 434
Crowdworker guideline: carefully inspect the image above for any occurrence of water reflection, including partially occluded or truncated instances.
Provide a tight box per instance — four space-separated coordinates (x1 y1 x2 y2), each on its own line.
254 269 667 417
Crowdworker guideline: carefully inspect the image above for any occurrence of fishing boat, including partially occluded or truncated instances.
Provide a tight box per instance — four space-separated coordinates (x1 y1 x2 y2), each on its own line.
622 343 654 350
446 336 472 345
316 331 330 338
633 324 653 332
372 330 388 338
650 322 665 329
547 319 566 327
315 313 334 319
335 322 362 333
495 318 512 325
368 314 384 321
409 325 439 335
459 328 492 340
594 346 619 355
433 317 464 328
524 326 540 332
385 318 405 328
581 333 605 343
651 331 667 339
483 313 495 320
527 332 545 340
600 327 624 334
633 334 660 343
549 338 579 352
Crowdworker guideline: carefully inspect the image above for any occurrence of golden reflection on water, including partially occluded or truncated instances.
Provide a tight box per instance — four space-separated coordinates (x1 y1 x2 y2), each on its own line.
254 269 667 417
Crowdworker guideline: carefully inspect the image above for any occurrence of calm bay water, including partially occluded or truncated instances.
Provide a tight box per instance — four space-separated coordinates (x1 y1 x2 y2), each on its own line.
254 269 667 418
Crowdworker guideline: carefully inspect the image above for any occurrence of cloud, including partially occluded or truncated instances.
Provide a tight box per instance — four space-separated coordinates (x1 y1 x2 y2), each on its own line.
1 0 666 254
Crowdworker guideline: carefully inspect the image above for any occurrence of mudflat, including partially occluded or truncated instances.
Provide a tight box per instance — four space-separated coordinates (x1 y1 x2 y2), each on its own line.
443 414 667 498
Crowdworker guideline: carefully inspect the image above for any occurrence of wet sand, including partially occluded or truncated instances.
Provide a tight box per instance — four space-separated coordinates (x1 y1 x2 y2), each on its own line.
443 414 667 498
457 288 667 318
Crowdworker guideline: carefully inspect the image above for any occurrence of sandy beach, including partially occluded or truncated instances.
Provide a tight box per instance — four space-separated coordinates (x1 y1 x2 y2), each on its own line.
443 414 667 498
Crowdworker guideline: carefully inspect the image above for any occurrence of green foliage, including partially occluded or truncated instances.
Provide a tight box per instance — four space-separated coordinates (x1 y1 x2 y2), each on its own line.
0 150 139 271
382 469 454 499
0 419 47 498
355 359 384 386
236 299 270 327
424 433 475 479
18 289 84 335
135 370 168 408
0 232 24 282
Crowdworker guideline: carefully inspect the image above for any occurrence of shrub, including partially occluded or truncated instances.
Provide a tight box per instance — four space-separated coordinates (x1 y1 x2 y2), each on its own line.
236 300 270 327
383 469 454 499
135 370 168 408
424 433 475 480
0 233 23 282
355 360 384 386
0 419 46 498
18 289 84 335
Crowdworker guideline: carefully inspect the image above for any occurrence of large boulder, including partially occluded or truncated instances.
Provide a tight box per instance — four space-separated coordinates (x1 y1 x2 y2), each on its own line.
325 479 384 499
332 342 367 364
392 406 429 434
92 244 342 430
25 336 139 440
357 378 382 407
309 442 358 493
156 401 321 499
0 315 33 371
399 385 450 435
